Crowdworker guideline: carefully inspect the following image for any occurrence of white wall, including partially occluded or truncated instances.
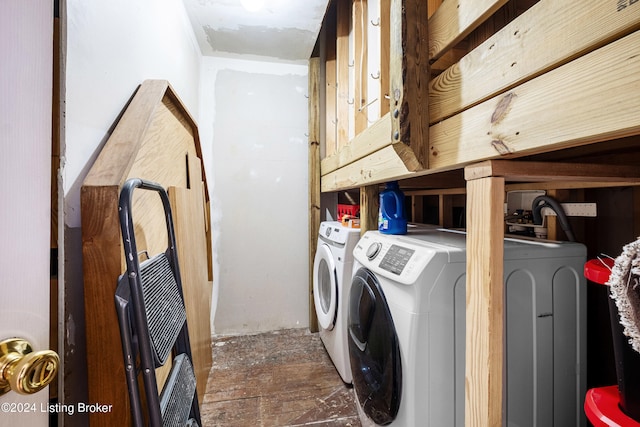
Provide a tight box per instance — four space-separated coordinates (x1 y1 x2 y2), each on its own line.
200 56 309 335
64 0 202 227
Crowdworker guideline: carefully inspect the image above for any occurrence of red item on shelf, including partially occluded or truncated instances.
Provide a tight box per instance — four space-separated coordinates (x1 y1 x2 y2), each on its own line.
337 204 360 221
585 386 640 427
584 257 615 285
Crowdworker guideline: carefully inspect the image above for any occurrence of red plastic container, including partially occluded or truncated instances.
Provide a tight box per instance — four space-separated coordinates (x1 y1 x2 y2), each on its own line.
337 204 360 221
585 386 640 427
584 256 640 424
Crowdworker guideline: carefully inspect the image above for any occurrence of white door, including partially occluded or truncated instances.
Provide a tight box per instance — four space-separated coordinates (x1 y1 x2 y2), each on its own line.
0 2 56 426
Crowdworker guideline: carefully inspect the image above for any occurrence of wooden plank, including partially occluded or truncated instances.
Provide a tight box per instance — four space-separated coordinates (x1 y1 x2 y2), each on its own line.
204 196 213 282
165 86 209 201
353 0 368 134
430 44 469 76
360 185 380 234
428 0 508 62
544 189 571 241
405 187 466 196
324 10 337 158
379 0 391 116
506 180 640 192
309 58 321 333
429 30 640 171
427 0 442 19
126 95 197 257
439 194 453 227
128 97 195 187
321 112 392 175
429 0 640 123
187 153 214 281
401 168 466 189
50 16 60 402
464 1 519 53
80 186 127 424
168 186 213 407
83 80 168 187
389 0 429 168
411 195 424 223
465 160 640 182
465 175 505 427
336 0 351 149
321 143 419 192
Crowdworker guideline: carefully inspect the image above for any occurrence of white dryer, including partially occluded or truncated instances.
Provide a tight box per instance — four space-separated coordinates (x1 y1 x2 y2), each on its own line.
313 221 361 384
348 227 587 426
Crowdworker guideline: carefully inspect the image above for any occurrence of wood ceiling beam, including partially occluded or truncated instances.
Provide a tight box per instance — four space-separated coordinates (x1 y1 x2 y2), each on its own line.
465 160 640 182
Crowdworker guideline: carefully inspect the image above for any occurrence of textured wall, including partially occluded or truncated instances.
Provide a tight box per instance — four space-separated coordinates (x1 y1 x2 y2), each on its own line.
200 57 309 334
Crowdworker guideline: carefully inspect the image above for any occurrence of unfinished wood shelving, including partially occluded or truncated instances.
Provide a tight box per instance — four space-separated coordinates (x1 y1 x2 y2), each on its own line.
314 0 640 192
308 1 640 426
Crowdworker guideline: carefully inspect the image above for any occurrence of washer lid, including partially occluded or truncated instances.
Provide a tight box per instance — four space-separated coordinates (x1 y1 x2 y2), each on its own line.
313 243 338 330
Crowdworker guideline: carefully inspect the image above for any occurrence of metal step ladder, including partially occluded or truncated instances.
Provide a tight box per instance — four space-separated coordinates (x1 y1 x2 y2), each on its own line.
115 178 201 426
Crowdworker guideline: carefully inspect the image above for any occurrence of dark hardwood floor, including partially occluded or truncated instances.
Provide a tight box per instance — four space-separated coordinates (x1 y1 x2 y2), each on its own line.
201 328 361 426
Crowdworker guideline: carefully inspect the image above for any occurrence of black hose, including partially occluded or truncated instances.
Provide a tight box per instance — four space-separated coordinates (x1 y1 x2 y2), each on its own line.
531 195 576 242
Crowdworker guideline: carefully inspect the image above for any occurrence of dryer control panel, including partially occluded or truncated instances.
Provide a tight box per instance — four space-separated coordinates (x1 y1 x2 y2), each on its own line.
353 231 443 285
379 245 415 275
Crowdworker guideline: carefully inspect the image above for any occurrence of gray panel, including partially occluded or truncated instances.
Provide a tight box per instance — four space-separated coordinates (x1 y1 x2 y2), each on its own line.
451 252 585 426
506 269 536 426
553 266 584 427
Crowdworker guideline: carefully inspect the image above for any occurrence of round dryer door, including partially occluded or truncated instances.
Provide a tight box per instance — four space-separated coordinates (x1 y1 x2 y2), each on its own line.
348 267 402 425
313 243 338 330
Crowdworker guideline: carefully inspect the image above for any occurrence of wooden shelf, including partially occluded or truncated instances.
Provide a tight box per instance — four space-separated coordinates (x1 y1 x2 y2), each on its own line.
315 0 640 192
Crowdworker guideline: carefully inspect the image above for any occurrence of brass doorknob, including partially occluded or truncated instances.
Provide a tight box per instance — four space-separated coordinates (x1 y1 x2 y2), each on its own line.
0 338 59 396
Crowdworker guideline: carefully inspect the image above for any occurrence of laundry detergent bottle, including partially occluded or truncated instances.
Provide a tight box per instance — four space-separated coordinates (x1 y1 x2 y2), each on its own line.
378 181 407 234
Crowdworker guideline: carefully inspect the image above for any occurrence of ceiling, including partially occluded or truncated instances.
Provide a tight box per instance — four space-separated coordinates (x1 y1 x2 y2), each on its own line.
182 0 330 62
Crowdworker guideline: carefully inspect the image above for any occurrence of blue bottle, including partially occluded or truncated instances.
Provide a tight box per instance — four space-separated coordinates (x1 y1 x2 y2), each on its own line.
378 181 407 234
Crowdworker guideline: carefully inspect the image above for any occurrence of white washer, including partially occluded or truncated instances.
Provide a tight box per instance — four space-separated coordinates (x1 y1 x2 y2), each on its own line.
348 227 587 426
313 221 361 384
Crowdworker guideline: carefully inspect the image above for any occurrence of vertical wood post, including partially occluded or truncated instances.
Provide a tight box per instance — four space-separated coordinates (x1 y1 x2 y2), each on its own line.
465 175 505 427
411 195 424 223
336 0 351 149
389 0 429 168
353 0 368 134
324 11 337 158
379 0 391 117
360 185 380 234
438 194 446 226
308 58 321 333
